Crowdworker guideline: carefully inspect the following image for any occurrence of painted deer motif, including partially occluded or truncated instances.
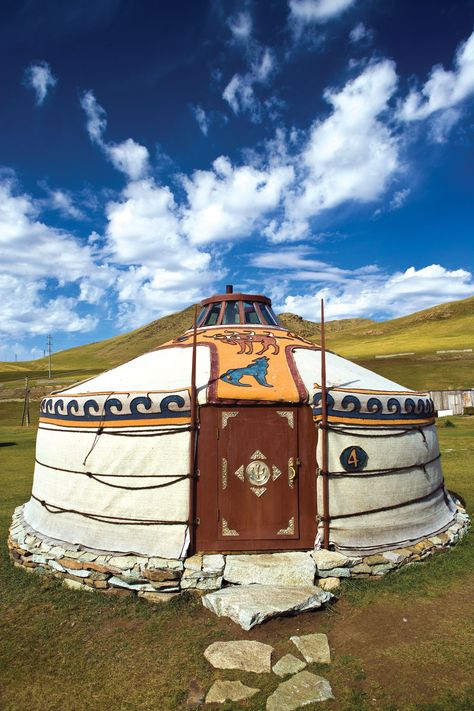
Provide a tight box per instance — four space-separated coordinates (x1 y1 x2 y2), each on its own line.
206 330 280 355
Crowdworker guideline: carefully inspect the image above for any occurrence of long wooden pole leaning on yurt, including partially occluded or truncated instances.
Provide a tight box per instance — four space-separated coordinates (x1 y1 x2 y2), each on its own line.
320 298 330 549
189 303 199 553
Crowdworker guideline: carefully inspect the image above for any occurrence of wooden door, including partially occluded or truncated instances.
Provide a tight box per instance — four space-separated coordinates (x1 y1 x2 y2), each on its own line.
195 405 317 552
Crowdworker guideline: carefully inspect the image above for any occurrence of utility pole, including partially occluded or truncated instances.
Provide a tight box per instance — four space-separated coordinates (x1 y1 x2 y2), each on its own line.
47 334 52 379
21 377 30 427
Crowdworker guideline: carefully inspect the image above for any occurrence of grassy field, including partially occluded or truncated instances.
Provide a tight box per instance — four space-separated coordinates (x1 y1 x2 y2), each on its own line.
0 400 473 711
0 296 473 398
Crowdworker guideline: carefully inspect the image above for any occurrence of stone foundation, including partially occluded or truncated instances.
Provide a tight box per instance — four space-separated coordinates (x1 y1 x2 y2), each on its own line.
8 504 470 601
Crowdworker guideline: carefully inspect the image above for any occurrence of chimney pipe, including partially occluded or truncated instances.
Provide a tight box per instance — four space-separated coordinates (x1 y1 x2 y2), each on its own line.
225 284 233 294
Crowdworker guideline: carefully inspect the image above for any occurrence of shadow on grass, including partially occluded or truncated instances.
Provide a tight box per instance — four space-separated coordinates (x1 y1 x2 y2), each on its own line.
0 442 17 447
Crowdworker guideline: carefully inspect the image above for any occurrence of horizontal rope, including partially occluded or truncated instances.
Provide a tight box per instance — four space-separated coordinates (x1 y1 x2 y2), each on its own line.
324 453 441 478
35 458 191 490
31 494 188 526
319 482 446 522
319 423 432 439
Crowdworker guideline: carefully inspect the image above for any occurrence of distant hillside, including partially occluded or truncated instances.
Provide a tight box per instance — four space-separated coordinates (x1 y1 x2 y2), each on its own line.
0 295 473 396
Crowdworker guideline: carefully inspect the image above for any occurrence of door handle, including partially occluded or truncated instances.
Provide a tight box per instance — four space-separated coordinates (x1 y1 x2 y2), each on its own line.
288 457 297 488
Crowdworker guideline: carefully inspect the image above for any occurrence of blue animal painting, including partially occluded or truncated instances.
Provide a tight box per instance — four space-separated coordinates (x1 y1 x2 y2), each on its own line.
220 357 273 388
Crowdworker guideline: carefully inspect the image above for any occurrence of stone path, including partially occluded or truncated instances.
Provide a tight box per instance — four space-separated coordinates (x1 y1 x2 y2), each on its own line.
204 640 273 673
203 633 334 707
290 633 331 664
272 653 307 677
202 584 331 630
266 671 334 710
205 680 259 704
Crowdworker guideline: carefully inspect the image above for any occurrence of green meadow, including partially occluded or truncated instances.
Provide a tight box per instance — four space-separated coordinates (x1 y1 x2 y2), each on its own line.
0 401 473 710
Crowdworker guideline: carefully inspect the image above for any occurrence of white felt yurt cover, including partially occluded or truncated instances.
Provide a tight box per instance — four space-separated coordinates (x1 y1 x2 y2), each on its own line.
24 326 456 558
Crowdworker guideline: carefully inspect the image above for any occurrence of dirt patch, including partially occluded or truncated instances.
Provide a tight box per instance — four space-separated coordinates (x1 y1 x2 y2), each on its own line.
329 578 474 706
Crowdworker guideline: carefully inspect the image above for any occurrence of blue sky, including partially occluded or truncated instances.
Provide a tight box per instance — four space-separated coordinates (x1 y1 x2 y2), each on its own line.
1 0 474 361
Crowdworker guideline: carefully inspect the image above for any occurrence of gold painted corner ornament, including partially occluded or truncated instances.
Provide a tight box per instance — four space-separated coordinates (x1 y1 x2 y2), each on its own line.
250 450 266 460
277 516 295 535
222 518 239 536
277 410 294 429
222 411 239 428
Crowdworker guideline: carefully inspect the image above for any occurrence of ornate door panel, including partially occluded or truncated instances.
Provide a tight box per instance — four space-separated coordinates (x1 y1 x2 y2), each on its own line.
195 406 317 552
218 408 298 541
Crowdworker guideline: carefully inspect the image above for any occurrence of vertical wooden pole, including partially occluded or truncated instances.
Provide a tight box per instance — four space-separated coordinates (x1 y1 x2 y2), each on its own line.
189 304 199 553
320 299 330 549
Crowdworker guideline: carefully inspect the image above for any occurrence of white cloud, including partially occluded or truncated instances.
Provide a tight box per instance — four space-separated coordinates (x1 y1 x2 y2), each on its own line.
399 29 474 122
0 178 109 338
0 274 97 338
228 11 253 42
222 48 276 122
24 61 57 105
181 155 294 244
429 107 462 144
278 264 474 320
289 0 356 24
107 139 150 181
103 178 218 328
80 90 107 143
389 188 410 210
80 91 149 180
288 60 400 221
349 22 372 44
49 189 85 220
192 104 210 136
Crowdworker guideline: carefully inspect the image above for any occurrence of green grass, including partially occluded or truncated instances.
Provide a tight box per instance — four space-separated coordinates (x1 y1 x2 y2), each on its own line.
1 401 473 710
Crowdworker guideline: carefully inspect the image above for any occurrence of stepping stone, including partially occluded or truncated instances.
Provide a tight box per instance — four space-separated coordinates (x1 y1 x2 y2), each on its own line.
272 653 307 677
224 552 315 586
290 633 331 664
202 585 331 631
266 671 334 709
205 680 259 704
204 640 273 673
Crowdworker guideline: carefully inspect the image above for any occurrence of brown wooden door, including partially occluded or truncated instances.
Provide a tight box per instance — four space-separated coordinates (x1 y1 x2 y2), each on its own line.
195 405 317 552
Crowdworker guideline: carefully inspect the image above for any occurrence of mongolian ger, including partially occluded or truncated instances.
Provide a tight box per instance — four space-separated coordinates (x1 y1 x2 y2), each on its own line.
9 287 469 598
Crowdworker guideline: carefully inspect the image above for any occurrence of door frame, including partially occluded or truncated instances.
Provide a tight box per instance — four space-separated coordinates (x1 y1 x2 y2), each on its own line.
195 404 317 552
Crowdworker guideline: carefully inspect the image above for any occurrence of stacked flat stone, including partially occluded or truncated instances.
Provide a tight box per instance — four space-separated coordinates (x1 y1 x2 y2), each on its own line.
8 502 470 601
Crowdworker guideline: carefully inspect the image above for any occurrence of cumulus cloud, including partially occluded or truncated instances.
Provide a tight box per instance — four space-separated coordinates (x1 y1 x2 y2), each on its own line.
399 29 474 122
276 263 474 320
287 60 400 222
80 90 150 180
0 179 108 337
24 61 57 105
103 178 218 327
289 0 356 25
181 155 294 244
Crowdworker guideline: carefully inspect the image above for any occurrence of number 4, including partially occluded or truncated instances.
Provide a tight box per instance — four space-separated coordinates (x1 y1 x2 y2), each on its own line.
348 448 359 468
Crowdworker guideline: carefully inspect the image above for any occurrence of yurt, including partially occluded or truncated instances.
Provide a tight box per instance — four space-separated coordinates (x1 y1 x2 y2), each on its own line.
9 287 468 594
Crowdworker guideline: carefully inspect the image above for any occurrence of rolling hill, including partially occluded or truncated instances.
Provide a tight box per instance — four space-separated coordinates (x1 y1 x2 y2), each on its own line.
1 295 473 398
